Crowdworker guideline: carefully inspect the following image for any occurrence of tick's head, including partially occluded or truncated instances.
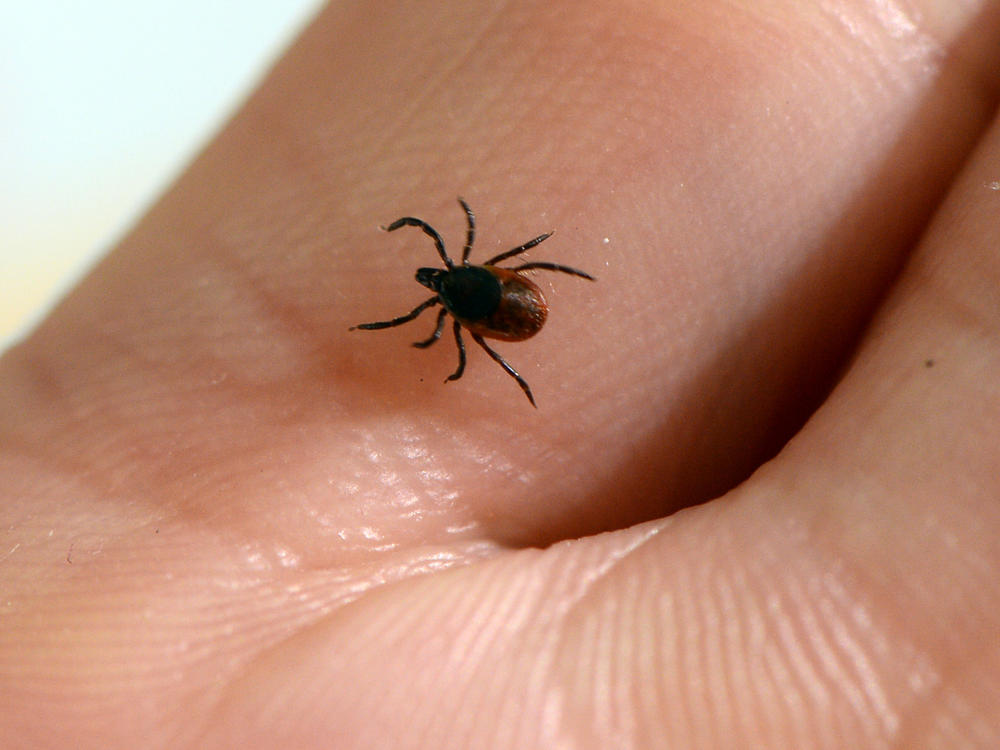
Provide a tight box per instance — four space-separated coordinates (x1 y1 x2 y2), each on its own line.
415 267 445 291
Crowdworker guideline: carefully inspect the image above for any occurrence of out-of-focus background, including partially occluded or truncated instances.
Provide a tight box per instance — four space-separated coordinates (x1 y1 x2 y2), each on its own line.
1 1 323 352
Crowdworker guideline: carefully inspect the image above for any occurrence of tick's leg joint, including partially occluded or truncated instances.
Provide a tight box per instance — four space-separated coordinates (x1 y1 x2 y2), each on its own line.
445 320 467 382
472 333 536 407
350 296 439 331
413 307 448 348
483 232 553 266
384 216 454 269
458 197 476 265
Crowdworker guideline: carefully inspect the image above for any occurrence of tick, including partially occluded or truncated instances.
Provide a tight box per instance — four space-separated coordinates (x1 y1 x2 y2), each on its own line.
351 198 595 407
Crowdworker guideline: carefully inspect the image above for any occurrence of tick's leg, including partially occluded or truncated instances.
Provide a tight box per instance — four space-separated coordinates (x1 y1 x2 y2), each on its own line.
458 198 475 265
350 296 438 330
383 217 453 269
445 321 466 382
511 262 595 280
471 334 536 408
484 231 553 266
413 308 448 348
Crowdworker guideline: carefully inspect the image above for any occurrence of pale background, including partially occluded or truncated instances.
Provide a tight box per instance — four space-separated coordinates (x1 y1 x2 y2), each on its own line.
1 1 324 352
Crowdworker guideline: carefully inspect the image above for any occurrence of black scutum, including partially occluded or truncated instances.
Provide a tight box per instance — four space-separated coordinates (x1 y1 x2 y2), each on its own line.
438 267 502 320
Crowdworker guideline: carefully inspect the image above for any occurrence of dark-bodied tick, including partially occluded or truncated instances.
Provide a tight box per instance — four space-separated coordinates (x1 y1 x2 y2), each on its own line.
350 198 595 407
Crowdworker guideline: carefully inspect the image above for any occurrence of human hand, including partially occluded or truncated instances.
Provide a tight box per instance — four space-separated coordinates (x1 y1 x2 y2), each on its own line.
2 1 999 747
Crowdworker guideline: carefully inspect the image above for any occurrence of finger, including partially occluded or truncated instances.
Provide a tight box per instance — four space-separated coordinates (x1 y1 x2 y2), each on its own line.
3 1 1000 747
203 102 1000 749
2 0 1000 562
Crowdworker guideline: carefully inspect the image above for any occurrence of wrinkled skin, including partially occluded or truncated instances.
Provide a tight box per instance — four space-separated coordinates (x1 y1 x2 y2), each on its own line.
2 1 1000 747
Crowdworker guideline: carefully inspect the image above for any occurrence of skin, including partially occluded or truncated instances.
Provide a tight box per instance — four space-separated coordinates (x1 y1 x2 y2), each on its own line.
1 0 999 746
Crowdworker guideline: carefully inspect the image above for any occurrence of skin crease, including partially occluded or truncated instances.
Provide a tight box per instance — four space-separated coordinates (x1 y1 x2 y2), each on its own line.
1 0 1000 746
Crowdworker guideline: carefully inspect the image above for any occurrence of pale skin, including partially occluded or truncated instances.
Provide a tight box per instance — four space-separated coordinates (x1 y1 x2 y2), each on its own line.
2 0 1000 747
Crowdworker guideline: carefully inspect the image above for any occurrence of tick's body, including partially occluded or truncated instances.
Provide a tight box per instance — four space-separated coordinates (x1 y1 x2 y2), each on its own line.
422 264 546 341
351 198 594 407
